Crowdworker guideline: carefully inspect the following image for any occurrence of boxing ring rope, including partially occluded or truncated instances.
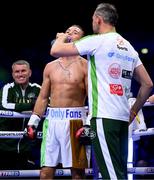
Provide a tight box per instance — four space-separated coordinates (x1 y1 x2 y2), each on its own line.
0 102 154 178
0 129 154 140
0 167 154 178
0 131 42 139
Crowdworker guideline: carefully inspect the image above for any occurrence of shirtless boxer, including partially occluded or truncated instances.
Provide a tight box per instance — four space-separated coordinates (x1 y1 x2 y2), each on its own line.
27 25 88 179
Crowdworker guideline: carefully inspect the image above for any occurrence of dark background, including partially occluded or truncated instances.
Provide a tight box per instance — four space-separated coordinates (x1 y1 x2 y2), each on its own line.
0 0 154 177
0 0 154 92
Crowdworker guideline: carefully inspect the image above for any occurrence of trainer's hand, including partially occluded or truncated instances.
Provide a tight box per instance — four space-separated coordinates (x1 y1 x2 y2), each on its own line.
56 33 68 42
75 125 91 145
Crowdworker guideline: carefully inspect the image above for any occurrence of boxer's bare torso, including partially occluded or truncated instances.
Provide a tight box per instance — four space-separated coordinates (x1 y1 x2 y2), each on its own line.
33 55 88 115
47 56 87 107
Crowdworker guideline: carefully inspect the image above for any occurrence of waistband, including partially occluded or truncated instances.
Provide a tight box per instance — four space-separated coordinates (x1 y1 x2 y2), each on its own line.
46 107 87 120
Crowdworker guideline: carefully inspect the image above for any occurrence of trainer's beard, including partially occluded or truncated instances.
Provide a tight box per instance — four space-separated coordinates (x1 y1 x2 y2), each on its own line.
50 39 55 46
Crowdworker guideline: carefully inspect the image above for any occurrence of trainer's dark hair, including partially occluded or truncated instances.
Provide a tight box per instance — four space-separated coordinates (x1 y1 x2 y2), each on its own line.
95 3 118 26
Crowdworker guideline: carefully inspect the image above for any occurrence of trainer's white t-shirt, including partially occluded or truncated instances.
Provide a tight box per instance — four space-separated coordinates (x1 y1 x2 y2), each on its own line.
75 32 142 122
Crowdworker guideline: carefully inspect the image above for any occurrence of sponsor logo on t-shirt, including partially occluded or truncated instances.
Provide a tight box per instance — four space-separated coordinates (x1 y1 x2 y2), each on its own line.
117 44 128 51
28 92 36 99
122 69 132 79
109 84 123 96
108 63 121 79
107 52 135 62
49 108 82 120
116 37 128 51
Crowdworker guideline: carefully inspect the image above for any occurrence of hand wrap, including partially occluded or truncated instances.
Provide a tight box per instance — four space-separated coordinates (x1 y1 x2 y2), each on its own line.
25 114 41 140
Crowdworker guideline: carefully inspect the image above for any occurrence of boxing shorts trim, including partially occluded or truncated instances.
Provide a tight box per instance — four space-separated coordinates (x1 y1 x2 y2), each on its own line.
46 107 86 120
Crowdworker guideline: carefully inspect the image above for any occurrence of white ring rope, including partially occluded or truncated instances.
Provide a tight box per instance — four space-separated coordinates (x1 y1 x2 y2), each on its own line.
0 110 32 118
143 101 154 107
132 128 154 139
0 131 42 139
0 128 154 139
0 101 153 118
0 167 154 178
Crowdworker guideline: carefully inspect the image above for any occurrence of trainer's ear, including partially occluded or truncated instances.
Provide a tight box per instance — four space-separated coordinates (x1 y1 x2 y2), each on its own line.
97 15 102 25
29 69 32 78
95 14 102 25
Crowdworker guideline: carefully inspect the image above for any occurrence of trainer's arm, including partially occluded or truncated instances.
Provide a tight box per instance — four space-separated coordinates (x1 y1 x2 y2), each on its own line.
50 33 79 57
129 64 153 124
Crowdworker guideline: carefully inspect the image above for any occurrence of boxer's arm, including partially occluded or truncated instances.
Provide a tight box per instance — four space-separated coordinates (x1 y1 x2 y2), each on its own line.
25 94 48 140
26 64 51 139
30 64 51 118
